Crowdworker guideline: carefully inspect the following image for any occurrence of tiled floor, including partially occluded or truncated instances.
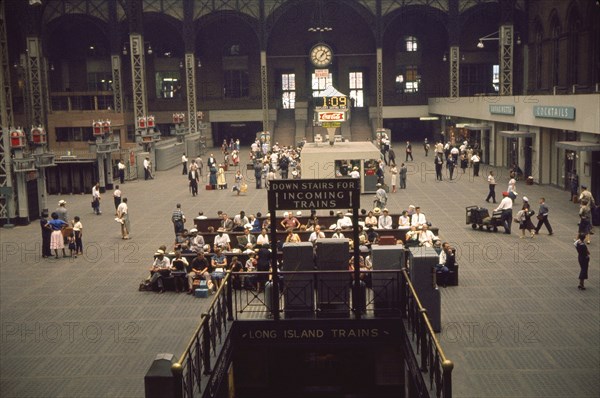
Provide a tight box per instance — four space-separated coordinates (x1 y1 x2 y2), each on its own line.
0 144 598 397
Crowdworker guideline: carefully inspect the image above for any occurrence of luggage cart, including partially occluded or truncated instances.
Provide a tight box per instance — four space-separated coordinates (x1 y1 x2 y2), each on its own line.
466 206 503 232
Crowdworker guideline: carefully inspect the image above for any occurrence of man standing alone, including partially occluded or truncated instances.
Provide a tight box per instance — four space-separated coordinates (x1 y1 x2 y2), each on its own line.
399 163 407 189
534 197 553 235
405 141 413 161
182 153 188 175
485 171 496 203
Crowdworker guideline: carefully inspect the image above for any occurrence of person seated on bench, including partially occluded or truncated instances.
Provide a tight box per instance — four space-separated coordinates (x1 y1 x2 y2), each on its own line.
280 212 301 231
221 213 234 231
331 226 345 239
398 210 411 229
411 207 427 229
249 214 261 233
256 228 269 246
336 211 353 229
232 210 249 231
405 226 420 246
150 249 171 294
435 242 454 288
213 228 231 251
309 225 326 244
285 228 301 243
187 250 213 294
237 227 257 253
171 251 189 293
378 208 393 229
364 210 378 228
418 225 439 248
230 256 244 289
189 228 205 252
211 248 228 290
366 227 379 245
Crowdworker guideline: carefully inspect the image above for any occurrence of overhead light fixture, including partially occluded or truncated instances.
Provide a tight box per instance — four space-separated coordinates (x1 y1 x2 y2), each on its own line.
197 59 202 68
179 60 183 68
516 35 522 45
477 40 485 49
147 45 153 55
461 53 465 61
122 45 128 55
442 53 447 62
477 30 521 49
308 0 333 32
50 63 55 71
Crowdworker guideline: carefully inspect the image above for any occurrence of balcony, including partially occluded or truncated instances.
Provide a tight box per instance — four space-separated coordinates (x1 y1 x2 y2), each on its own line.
50 91 114 112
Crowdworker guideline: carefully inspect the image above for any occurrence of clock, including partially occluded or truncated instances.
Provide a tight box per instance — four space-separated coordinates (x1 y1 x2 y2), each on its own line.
310 43 333 67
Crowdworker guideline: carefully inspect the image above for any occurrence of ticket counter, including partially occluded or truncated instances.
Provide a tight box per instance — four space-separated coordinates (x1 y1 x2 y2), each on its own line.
300 141 382 193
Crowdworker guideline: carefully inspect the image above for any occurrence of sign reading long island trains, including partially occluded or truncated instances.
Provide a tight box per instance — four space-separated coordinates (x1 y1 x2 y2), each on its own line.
268 178 360 210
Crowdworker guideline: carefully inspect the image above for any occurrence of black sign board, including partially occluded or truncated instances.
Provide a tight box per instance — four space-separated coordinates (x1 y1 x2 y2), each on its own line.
268 178 360 210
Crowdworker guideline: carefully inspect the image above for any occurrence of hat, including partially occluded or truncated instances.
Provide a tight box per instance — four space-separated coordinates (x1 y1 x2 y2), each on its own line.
155 249 165 255
522 196 529 202
353 166 358 170
376 183 382 187
189 228 198 233
383 208 389 213
58 200 66 205
502 191 509 196
409 205 415 209
217 227 225 232
345 212 352 216
373 207 381 215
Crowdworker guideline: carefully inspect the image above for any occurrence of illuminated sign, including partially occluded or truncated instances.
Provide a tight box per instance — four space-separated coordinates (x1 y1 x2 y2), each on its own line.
318 111 346 122
314 96 348 109
533 106 575 120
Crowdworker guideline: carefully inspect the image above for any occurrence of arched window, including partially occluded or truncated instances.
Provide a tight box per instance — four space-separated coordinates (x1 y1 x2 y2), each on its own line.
549 13 561 87
534 21 544 89
567 6 580 86
404 36 418 52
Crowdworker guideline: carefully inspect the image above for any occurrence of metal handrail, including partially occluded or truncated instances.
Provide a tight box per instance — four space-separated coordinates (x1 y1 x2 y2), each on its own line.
401 268 453 397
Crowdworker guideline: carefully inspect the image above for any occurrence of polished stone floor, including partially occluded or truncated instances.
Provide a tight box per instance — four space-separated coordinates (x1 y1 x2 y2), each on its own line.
0 144 598 397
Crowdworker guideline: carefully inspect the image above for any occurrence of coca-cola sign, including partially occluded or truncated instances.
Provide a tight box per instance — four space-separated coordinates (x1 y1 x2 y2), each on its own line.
318 111 346 122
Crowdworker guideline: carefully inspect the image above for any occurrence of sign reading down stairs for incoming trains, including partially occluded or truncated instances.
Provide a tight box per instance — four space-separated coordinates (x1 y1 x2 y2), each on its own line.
268 178 360 210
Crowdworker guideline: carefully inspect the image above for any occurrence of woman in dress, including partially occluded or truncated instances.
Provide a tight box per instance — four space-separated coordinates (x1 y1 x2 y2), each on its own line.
232 170 243 196
517 204 535 238
209 165 218 189
575 233 590 290
389 163 398 193
40 211 52 258
48 212 68 258
217 164 227 190
578 199 592 244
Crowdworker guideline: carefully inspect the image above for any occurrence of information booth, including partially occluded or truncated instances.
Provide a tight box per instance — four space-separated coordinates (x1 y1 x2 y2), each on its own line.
300 141 382 193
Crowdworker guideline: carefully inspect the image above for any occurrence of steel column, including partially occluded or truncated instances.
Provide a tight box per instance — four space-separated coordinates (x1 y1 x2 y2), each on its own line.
376 48 383 129
0 0 13 128
260 51 268 133
499 25 514 96
185 53 197 134
129 33 148 123
111 55 123 112
449 46 460 98
26 36 46 126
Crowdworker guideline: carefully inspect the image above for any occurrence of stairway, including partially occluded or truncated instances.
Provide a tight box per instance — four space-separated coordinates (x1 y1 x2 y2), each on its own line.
350 108 373 142
273 109 296 147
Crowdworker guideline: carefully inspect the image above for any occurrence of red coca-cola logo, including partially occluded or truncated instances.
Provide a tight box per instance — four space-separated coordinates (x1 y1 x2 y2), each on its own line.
319 112 344 121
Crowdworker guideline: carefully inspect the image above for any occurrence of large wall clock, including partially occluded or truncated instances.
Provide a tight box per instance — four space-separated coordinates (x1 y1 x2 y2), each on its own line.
310 43 333 67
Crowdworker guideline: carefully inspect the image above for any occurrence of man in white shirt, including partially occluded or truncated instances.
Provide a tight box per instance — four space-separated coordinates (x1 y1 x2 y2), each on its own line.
495 192 514 234
113 185 122 215
418 225 438 247
150 250 171 293
350 167 360 179
485 171 496 203
309 225 325 244
143 157 152 180
471 153 480 176
181 153 188 175
213 228 231 251
256 229 270 246
331 227 345 239
378 209 393 229
233 210 249 231
189 228 205 252
411 207 427 228
116 197 130 239
337 212 353 229
117 160 126 183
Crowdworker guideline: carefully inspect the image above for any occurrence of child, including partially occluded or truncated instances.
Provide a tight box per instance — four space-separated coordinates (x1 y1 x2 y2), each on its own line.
72 216 83 255
67 230 77 258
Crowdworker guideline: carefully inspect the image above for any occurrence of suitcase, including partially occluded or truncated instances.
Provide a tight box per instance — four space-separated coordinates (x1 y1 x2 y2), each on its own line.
194 288 208 298
264 280 274 313
205 184 213 190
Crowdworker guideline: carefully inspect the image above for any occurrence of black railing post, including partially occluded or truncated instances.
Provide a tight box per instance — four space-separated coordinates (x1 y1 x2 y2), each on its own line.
171 362 183 398
226 277 234 321
352 207 363 317
400 269 407 317
269 211 280 320
442 359 454 398
419 308 428 372
201 313 211 375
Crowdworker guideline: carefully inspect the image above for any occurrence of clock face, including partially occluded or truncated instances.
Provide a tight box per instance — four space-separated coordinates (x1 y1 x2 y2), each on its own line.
310 44 333 67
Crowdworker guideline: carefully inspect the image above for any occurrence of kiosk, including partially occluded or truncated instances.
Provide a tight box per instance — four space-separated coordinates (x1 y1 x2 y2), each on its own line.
300 141 382 193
